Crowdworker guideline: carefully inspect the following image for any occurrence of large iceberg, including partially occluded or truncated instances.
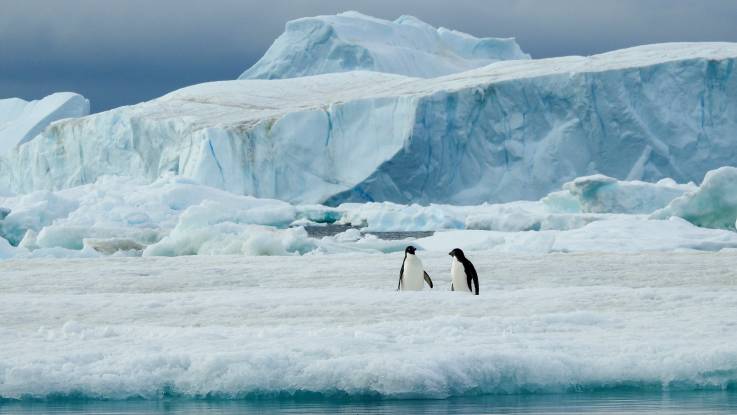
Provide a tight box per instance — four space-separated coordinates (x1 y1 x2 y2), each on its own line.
0 93 89 155
4 42 737 206
239 11 529 80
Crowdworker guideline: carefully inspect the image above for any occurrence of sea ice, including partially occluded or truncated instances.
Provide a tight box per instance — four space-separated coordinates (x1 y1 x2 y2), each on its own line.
1 251 736 399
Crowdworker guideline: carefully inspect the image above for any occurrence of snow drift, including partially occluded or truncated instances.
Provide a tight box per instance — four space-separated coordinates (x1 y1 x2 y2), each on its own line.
3 43 737 205
239 11 529 80
0 93 89 155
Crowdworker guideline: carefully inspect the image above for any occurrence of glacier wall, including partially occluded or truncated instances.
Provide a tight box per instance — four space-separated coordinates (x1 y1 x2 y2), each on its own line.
239 11 529 80
3 43 737 205
328 44 737 204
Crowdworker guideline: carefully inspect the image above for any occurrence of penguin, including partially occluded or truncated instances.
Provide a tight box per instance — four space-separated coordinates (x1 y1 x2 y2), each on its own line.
397 246 433 291
449 248 479 295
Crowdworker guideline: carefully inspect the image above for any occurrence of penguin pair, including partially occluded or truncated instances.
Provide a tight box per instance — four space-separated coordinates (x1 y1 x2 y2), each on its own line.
397 246 479 295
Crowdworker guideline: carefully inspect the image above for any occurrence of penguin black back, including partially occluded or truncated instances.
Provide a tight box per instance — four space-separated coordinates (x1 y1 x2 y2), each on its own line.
449 248 479 295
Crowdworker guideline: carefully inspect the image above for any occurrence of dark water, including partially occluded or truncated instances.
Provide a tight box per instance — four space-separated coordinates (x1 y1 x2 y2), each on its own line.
304 224 434 240
3 393 737 414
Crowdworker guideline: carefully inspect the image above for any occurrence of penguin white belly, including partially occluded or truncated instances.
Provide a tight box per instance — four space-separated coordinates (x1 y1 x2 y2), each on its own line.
402 255 425 291
451 258 471 293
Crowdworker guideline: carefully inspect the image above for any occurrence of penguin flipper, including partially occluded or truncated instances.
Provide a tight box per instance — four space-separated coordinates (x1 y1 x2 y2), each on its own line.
464 261 480 295
423 271 433 289
397 263 404 291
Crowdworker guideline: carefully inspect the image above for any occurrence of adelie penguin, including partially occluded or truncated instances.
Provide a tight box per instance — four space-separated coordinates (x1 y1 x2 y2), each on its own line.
397 246 433 291
449 248 479 295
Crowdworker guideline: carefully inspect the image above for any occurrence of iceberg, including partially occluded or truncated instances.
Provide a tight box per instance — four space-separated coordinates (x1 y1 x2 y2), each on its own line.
239 11 529 80
0 93 89 155
3 43 737 205
652 166 737 230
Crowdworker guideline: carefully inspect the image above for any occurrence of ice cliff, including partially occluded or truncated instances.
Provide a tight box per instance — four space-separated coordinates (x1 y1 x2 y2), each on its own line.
4 42 736 205
239 11 529 80
0 93 89 155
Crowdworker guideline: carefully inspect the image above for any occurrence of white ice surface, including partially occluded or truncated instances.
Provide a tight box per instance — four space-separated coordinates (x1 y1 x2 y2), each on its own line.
239 11 529 80
4 43 737 205
0 93 89 155
1 251 737 399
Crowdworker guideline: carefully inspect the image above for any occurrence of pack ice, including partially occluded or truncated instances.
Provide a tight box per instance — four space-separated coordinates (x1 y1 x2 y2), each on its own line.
239 11 529 79
3 42 737 205
0 93 89 155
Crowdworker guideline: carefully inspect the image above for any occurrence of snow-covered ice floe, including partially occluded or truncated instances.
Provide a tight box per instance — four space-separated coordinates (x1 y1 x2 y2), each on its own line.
3 42 737 205
1 251 737 399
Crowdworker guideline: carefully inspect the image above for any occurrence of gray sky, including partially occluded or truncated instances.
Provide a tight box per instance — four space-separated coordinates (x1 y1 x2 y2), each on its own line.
2 0 736 112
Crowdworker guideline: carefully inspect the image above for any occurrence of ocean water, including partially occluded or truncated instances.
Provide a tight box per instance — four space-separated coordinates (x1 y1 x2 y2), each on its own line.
2 392 737 414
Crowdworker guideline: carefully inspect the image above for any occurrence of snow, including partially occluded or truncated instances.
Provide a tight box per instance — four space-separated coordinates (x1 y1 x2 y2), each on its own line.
2 251 737 399
0 93 89 155
239 11 529 80
5 42 737 205
653 166 737 230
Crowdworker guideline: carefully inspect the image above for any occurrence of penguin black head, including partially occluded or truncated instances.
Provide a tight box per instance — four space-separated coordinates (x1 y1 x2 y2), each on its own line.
449 248 465 259
405 245 417 255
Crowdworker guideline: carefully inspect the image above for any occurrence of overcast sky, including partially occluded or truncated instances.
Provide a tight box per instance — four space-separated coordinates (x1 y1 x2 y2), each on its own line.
3 0 737 112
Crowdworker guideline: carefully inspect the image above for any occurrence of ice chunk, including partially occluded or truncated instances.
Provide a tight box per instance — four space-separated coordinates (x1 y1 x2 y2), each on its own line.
0 235 16 259
0 93 90 155
652 166 737 230
142 200 306 256
240 12 529 80
0 191 79 245
562 174 695 214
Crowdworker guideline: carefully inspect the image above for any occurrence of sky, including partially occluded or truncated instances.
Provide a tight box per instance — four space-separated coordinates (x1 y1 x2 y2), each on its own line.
2 0 737 112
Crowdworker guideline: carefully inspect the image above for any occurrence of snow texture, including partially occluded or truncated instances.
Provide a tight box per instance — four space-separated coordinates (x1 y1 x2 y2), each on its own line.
4 43 737 205
1 251 737 400
239 12 529 80
0 93 89 155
